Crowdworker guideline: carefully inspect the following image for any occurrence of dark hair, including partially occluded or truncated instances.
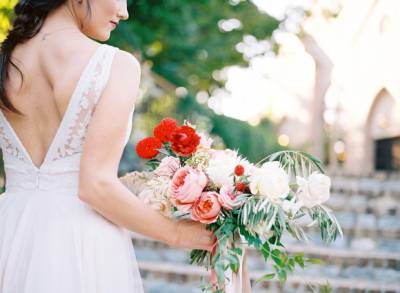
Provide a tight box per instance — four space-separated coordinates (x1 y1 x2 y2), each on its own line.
0 0 92 115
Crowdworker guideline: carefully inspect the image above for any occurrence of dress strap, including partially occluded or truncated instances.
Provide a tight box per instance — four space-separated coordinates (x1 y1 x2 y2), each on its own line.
45 44 119 164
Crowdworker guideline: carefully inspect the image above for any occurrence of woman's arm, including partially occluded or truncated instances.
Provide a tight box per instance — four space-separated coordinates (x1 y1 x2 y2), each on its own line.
78 49 212 252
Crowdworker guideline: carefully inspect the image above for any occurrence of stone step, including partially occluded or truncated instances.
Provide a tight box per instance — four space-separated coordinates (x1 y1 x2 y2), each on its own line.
326 192 399 216
131 233 400 292
331 177 400 197
138 261 400 292
131 233 400 263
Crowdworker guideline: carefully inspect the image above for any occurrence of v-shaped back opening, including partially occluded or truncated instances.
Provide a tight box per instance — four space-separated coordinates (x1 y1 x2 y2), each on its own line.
0 43 107 171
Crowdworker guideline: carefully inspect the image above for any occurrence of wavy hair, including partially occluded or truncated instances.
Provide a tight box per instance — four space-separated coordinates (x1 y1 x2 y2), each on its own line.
0 0 91 115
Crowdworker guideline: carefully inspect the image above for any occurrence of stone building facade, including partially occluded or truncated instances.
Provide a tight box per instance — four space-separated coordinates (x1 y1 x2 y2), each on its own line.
280 0 400 175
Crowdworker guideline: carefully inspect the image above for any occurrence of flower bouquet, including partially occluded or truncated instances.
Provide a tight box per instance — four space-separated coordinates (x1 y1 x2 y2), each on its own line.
121 117 342 293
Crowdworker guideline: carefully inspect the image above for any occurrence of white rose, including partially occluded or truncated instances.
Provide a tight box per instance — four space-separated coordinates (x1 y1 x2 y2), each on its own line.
296 172 331 208
249 161 290 202
206 150 238 187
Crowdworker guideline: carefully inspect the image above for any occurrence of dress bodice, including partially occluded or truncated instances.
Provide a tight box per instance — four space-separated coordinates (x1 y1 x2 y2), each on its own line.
0 44 132 194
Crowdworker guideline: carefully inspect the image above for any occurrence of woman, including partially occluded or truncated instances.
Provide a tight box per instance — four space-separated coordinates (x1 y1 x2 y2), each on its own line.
0 0 213 292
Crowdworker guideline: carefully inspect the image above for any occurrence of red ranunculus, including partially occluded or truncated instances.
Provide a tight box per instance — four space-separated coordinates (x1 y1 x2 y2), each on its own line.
235 182 247 192
170 125 201 156
135 137 162 159
153 117 179 142
234 164 245 176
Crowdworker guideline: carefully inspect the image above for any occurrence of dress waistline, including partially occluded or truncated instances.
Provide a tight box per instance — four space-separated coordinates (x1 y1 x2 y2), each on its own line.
4 168 80 193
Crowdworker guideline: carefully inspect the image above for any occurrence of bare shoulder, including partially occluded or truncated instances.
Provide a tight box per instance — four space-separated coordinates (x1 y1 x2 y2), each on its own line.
101 48 142 106
44 37 141 78
47 38 142 101
112 49 141 79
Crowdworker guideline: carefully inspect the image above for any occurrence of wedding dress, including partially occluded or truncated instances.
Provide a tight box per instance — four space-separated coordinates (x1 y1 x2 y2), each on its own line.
0 43 143 292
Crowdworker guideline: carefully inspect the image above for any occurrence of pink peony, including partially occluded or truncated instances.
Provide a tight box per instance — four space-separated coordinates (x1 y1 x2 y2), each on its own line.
170 166 208 211
154 156 180 177
219 184 245 210
191 191 222 224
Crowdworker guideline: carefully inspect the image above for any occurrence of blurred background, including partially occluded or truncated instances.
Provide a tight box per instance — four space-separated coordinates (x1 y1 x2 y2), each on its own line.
1 0 399 292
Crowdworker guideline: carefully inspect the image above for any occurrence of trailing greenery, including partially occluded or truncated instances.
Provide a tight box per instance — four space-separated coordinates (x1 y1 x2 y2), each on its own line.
190 150 342 291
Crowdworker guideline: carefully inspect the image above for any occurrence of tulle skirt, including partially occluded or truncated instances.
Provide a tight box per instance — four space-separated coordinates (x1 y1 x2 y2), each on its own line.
0 190 144 293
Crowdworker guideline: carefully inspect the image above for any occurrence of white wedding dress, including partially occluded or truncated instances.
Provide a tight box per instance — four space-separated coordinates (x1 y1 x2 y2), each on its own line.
0 44 143 292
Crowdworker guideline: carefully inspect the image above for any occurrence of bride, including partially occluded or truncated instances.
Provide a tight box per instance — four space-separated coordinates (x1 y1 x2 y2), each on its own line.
0 0 213 292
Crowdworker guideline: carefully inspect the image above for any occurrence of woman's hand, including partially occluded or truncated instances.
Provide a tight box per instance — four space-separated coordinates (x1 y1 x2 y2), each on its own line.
172 219 214 251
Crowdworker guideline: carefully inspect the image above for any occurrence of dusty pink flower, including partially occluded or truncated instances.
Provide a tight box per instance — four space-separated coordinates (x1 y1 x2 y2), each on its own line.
191 191 222 224
154 156 180 177
170 166 208 211
219 184 245 210
198 132 213 149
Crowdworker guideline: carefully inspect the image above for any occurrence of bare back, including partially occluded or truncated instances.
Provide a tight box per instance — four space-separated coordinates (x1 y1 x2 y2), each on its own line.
3 33 102 168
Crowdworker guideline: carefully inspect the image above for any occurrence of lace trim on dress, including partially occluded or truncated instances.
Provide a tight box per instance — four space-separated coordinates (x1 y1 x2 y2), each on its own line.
0 124 25 162
49 45 118 162
0 45 118 168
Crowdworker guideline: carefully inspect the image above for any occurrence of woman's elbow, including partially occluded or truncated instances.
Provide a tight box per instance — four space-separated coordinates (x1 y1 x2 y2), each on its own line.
78 174 113 205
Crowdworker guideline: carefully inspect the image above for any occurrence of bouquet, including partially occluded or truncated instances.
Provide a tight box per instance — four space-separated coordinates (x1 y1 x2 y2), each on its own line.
124 117 342 292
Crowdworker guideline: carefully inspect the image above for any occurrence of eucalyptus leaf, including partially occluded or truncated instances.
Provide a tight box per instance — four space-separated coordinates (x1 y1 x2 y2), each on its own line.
256 273 275 283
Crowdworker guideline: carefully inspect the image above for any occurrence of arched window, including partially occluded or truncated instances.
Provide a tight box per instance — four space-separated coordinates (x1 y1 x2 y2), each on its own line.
367 89 400 171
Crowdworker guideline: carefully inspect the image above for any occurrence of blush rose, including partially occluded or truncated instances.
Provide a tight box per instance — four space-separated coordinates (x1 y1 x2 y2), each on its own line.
191 191 222 224
170 166 208 211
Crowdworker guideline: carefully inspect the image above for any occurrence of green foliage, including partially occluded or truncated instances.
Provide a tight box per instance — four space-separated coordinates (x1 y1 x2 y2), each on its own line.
210 115 279 163
319 282 333 293
259 150 325 176
309 205 343 243
173 90 281 161
256 249 325 286
0 1 282 169
111 0 279 93
110 1 281 162
0 0 17 42
189 151 342 292
308 281 333 293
